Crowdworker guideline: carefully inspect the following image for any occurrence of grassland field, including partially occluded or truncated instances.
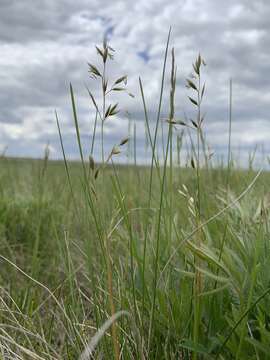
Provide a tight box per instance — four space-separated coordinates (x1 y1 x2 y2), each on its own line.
1 154 270 359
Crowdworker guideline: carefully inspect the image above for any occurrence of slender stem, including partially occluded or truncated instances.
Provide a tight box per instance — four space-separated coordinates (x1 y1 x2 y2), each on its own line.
147 113 171 353
161 118 165 161
134 122 137 166
207 79 234 340
110 160 140 357
147 45 174 354
196 75 201 219
91 110 98 156
193 71 202 360
149 28 171 203
101 61 106 164
105 234 120 360
138 29 170 340
227 78 233 192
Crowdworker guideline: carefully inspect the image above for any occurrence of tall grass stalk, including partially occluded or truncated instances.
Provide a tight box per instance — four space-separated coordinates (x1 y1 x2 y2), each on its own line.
185 54 206 359
139 28 170 335
147 47 176 354
90 110 98 156
70 82 121 359
133 122 137 166
101 45 107 164
207 78 234 340
149 27 171 203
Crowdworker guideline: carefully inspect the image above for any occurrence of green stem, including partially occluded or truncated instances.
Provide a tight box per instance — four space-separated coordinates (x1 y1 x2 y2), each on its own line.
193 73 201 360
101 61 106 164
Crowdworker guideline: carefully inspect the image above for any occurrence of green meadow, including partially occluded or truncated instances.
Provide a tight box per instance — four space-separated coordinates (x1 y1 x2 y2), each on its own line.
1 36 270 359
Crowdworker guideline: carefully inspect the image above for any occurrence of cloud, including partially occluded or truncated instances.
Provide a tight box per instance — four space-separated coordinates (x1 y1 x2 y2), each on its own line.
0 0 269 167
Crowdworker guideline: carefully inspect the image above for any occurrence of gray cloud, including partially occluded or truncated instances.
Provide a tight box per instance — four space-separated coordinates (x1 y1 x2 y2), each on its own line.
0 0 270 166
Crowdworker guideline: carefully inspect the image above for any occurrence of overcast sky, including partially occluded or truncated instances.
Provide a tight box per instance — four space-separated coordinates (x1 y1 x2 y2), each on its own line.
0 0 269 166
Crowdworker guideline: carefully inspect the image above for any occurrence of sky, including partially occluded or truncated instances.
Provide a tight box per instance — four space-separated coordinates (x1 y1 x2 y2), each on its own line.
0 0 269 166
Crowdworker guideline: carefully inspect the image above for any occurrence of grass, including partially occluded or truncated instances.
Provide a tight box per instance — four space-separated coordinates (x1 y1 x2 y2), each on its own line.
1 34 270 359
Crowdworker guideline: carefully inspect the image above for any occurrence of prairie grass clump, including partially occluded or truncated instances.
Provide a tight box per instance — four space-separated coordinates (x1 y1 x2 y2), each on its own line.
1 31 270 360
